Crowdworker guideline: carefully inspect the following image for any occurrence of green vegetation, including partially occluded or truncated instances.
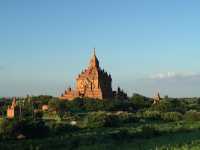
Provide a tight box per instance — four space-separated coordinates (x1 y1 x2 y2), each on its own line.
1 95 200 149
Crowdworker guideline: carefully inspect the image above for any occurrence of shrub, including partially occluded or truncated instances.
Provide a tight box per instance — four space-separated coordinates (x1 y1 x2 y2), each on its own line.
184 110 200 121
0 119 49 139
47 122 79 134
161 112 183 122
141 125 160 138
0 119 19 138
84 111 119 128
116 112 139 123
34 110 43 119
104 114 119 127
150 100 171 112
130 94 150 110
142 111 161 120
84 111 107 128
27 120 49 138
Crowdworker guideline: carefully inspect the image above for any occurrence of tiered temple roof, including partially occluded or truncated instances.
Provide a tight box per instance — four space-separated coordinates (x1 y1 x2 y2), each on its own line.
60 49 113 100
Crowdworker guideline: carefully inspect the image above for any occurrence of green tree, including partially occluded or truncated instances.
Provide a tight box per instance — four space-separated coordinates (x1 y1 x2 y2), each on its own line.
130 93 150 110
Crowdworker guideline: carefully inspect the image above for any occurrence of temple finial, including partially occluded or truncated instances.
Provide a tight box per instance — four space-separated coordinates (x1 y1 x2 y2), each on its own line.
93 48 96 56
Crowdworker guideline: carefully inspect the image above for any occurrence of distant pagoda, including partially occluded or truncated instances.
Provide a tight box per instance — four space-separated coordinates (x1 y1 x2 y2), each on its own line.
153 92 161 104
7 97 17 119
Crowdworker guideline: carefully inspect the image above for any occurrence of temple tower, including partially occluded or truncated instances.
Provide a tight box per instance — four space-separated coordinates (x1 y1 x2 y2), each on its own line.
60 49 113 100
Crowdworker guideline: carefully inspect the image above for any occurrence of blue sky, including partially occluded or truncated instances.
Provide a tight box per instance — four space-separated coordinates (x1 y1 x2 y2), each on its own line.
1 0 200 97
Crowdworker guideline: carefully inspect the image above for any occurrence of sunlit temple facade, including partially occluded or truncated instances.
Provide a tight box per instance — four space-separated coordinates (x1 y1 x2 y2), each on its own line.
60 49 127 100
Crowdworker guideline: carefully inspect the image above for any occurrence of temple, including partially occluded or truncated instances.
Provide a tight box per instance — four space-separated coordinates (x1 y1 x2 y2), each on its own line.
60 49 113 100
153 92 161 105
7 97 17 119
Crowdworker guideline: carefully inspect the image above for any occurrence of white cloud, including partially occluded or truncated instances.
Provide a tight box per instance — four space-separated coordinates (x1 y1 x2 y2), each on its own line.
129 72 200 97
149 72 200 80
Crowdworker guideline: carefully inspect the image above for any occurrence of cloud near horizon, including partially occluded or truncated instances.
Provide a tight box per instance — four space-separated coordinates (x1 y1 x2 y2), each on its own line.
148 72 200 80
127 72 200 97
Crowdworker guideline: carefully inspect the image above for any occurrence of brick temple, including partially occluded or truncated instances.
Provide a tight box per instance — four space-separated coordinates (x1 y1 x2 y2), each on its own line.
7 97 17 119
60 49 114 100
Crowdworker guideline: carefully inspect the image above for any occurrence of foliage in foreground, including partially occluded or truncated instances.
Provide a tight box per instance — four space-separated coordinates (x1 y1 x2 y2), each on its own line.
1 95 200 149
1 120 200 150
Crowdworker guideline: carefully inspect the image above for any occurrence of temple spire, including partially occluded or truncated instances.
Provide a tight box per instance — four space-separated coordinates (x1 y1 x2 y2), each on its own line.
93 48 96 56
89 48 99 68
